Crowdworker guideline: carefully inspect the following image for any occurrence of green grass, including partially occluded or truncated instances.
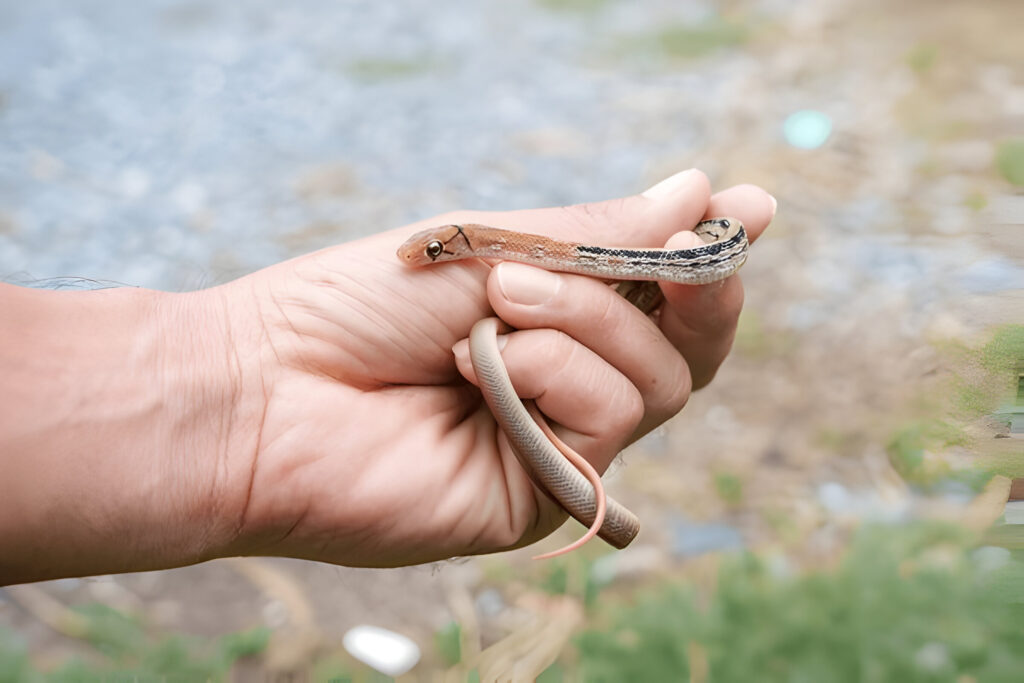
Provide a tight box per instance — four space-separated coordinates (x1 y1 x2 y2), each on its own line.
435 622 462 667
886 419 969 485
0 605 270 681
905 43 938 75
951 324 1024 417
996 139 1024 186
614 17 752 63
654 19 750 60
888 324 1024 486
979 324 1024 377
714 472 744 505
346 57 438 82
535 0 611 12
963 190 988 211
577 523 1024 682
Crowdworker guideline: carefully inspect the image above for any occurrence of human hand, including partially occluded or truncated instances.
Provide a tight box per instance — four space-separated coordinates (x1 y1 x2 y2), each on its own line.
207 169 774 567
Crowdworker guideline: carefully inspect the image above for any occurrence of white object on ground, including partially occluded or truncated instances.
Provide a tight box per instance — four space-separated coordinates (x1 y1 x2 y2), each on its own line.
342 625 421 676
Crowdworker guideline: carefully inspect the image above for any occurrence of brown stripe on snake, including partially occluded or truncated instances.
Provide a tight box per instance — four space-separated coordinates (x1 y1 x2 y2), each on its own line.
397 218 748 557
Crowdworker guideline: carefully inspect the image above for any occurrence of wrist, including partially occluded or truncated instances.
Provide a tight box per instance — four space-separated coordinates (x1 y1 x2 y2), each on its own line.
149 286 266 566
0 283 262 583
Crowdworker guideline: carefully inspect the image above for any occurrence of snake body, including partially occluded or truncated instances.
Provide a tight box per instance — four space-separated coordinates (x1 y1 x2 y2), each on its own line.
397 218 748 555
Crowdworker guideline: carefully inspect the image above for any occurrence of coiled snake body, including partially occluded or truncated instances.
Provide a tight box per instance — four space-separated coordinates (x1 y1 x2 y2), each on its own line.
397 218 748 557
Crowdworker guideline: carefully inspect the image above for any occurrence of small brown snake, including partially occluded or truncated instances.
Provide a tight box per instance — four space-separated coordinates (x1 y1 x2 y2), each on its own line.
397 218 748 558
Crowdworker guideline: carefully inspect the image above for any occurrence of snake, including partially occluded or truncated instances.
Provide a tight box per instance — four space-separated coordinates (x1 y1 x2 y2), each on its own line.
396 217 748 558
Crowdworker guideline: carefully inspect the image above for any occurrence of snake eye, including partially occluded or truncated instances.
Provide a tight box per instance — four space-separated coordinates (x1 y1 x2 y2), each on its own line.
425 240 444 260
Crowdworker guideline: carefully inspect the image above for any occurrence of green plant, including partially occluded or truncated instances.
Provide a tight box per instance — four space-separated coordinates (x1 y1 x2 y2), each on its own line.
435 622 462 667
346 57 437 82
979 325 1024 378
0 605 270 681
905 43 938 74
886 419 968 485
535 0 611 12
615 17 752 64
996 139 1024 186
655 19 749 60
963 190 987 211
577 523 1024 681
714 473 744 505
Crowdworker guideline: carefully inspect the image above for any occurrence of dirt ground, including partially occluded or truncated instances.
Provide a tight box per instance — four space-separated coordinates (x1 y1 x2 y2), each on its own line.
2 0 1022 678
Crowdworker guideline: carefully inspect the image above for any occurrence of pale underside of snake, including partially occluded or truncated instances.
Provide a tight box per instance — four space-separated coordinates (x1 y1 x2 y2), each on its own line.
397 218 748 558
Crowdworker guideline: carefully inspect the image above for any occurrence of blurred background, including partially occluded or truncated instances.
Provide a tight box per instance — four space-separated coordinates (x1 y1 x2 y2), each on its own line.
1 0 1022 680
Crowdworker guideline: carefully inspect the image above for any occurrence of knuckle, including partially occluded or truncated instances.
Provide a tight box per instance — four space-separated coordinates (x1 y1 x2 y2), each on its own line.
655 358 693 418
590 286 626 334
517 329 577 389
545 329 577 360
611 384 646 434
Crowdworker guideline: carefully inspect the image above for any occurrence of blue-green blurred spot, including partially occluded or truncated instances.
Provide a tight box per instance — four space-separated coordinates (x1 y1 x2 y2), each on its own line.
783 110 832 149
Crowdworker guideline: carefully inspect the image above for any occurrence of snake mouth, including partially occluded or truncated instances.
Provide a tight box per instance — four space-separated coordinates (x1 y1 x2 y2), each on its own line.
395 240 418 264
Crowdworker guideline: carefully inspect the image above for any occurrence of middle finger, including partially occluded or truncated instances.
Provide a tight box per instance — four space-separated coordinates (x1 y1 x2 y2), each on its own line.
476 261 693 426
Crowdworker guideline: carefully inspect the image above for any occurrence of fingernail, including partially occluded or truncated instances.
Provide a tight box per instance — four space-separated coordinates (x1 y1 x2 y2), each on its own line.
496 262 562 306
642 168 696 200
768 193 778 217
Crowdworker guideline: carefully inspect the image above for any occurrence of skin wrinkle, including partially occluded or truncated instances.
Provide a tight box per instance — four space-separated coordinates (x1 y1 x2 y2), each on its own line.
494 427 551 552
230 301 369 556
160 293 223 558
399 258 492 342
356 272 482 385
460 417 510 554
397 269 488 375
443 399 541 556
297 263 478 386
264 287 309 371
257 385 453 558
583 283 682 414
540 334 636 443
250 280 288 371
276 505 310 549
418 397 502 554
233 362 272 550
562 201 620 244
226 283 281 552
211 290 245 552
273 281 390 386
528 302 671 429
434 265 491 314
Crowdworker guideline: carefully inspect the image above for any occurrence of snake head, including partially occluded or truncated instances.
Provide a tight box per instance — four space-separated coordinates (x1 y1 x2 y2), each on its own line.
396 225 469 266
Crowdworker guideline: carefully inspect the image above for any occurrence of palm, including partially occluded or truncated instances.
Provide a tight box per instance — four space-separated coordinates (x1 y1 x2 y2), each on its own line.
239 226 551 566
